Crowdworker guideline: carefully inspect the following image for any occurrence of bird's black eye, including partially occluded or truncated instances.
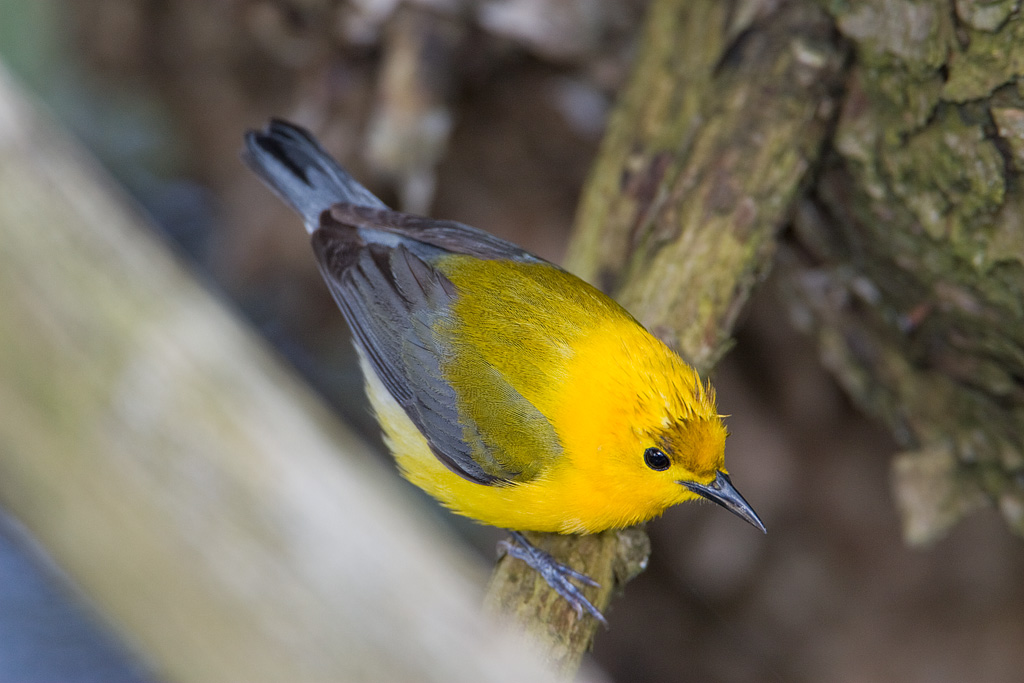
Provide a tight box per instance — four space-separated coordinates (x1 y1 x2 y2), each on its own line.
644 447 671 471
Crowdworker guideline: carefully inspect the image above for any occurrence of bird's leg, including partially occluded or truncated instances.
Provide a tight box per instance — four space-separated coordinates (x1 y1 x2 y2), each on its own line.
496 531 608 627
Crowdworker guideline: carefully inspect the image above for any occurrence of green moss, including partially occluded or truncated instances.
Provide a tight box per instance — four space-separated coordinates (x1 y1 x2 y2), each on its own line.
942 13 1024 102
880 108 1005 242
870 66 945 136
796 1 1024 535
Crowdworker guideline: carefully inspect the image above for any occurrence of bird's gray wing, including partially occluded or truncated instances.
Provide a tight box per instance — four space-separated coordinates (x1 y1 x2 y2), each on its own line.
312 225 550 485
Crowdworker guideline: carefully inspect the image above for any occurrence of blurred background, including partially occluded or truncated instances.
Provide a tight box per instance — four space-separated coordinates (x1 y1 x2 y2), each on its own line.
1 1 1022 681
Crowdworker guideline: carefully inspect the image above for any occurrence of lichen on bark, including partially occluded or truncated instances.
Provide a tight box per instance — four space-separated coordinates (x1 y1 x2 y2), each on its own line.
782 0 1024 543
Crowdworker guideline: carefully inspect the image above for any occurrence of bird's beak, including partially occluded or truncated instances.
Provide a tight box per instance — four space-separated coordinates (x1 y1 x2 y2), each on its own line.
681 471 766 533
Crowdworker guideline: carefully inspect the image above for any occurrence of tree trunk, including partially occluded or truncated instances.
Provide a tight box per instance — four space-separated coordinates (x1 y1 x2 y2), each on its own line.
777 0 1024 544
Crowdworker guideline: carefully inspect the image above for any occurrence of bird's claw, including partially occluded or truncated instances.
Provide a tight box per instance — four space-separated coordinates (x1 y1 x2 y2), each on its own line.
498 531 608 627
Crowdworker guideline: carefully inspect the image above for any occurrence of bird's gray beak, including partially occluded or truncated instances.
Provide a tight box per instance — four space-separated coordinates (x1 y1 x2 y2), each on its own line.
681 471 766 533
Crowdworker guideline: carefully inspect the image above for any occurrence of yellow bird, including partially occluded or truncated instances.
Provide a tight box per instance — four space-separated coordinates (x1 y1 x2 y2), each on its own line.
244 120 764 624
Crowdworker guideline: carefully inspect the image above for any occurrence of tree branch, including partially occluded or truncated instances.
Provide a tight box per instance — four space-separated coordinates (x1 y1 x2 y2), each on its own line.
484 0 847 673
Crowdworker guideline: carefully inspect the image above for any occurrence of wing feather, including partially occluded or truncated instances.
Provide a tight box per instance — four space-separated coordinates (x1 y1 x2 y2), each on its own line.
312 226 512 484
325 203 547 265
247 120 563 485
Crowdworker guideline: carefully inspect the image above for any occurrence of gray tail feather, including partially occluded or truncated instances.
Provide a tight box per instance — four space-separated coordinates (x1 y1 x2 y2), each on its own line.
242 119 388 232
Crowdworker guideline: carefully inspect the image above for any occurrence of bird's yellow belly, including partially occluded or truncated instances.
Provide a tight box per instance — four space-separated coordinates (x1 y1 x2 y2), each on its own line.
360 353 604 533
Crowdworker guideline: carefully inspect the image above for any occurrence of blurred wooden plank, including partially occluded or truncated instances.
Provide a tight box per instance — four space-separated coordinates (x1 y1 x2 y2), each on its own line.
0 62 559 683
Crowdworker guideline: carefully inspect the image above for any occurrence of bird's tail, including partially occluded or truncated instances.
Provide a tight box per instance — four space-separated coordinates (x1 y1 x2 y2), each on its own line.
242 119 387 233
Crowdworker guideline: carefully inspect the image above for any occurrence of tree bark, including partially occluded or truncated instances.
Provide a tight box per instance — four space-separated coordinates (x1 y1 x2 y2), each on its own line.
777 0 1024 544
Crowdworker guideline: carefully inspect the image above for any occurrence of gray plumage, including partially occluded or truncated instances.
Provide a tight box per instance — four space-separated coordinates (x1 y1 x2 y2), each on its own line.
243 120 549 484
242 119 388 231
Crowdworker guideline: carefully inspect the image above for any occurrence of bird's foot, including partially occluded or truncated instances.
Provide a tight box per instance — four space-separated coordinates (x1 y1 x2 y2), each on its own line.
497 531 607 627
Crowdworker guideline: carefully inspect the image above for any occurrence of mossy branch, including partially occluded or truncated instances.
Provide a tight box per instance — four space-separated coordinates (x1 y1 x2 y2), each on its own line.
777 0 1024 543
483 0 847 674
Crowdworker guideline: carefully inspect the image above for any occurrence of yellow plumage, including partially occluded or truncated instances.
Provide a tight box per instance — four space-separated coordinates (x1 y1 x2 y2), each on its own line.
374 255 728 534
244 119 763 623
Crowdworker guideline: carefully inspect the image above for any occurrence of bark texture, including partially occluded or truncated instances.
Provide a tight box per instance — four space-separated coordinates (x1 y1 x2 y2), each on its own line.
778 0 1024 543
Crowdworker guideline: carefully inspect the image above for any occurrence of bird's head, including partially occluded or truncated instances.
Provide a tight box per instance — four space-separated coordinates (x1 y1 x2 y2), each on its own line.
553 324 764 534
